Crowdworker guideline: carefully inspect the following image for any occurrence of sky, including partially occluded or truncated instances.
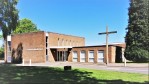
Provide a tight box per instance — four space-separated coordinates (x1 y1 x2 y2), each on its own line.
1 0 130 46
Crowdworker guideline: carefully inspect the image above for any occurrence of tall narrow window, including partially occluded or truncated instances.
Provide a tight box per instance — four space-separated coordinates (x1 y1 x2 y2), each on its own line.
97 51 104 62
63 40 65 46
73 51 78 62
89 50 94 62
80 50 86 62
7 41 11 63
7 35 11 63
46 36 48 55
65 40 67 46
61 39 64 46
58 38 60 46
46 36 48 61
70 40 71 46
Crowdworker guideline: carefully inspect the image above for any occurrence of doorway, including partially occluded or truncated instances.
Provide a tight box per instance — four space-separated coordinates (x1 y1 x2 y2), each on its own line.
115 47 122 63
57 51 68 61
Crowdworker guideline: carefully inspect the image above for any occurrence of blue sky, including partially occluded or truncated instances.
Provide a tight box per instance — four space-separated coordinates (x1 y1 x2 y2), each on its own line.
1 0 129 46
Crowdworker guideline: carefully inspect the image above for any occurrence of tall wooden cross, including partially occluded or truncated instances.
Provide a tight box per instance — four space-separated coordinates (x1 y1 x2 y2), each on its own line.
98 26 117 65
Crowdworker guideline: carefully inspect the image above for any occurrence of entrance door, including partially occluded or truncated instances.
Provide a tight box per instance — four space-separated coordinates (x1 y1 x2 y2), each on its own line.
57 51 62 61
97 51 104 62
80 51 85 62
57 51 67 61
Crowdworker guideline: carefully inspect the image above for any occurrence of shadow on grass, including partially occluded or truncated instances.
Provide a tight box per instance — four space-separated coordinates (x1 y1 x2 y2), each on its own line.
0 64 148 84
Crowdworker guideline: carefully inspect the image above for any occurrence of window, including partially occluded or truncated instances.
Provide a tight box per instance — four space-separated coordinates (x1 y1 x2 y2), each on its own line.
70 40 71 46
46 36 48 56
89 50 94 62
98 51 104 62
7 41 12 63
73 51 78 62
7 41 11 56
65 40 67 46
7 36 11 63
80 50 86 62
62 39 64 46
58 38 60 46
63 40 65 46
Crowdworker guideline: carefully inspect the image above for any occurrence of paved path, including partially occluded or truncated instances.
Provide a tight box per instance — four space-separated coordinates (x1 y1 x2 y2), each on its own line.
14 62 149 75
0 60 148 74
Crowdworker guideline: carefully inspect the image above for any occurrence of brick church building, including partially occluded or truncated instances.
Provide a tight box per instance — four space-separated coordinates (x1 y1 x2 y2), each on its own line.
5 31 125 63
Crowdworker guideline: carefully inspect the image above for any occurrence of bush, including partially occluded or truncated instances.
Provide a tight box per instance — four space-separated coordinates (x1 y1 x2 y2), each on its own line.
125 47 149 63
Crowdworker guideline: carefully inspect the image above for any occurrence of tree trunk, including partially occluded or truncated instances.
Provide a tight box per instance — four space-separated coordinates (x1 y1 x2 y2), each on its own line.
4 38 7 63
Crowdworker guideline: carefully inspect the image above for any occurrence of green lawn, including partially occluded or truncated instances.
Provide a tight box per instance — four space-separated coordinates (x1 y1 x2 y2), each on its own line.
0 64 148 84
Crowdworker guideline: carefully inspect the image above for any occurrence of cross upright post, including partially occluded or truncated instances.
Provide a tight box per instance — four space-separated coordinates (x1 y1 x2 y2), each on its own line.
106 26 109 65
98 26 117 65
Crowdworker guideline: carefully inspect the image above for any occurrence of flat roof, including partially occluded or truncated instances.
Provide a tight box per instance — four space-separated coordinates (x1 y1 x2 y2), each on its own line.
73 43 125 48
73 45 113 48
11 31 85 39
47 32 85 39
11 31 44 36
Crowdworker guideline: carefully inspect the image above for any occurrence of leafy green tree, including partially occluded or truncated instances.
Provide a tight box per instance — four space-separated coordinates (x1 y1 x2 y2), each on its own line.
0 0 19 39
13 18 40 34
125 0 149 62
0 0 19 62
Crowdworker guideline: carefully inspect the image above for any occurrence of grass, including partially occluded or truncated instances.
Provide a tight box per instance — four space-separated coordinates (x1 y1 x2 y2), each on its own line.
78 68 149 83
0 64 148 84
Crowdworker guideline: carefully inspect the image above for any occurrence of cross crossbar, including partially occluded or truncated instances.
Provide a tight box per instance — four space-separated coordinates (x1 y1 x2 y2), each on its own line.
98 31 117 35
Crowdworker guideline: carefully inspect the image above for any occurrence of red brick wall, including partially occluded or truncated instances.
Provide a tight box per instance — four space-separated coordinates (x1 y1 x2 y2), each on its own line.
47 32 85 62
48 32 85 46
11 31 46 63
11 31 122 63
69 46 116 63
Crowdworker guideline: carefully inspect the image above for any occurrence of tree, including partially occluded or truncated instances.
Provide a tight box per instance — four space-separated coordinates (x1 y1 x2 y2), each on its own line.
125 0 149 62
13 18 40 34
0 0 19 62
0 0 19 39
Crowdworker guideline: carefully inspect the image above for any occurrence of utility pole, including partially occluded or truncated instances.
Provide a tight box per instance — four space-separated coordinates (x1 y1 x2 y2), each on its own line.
98 26 117 65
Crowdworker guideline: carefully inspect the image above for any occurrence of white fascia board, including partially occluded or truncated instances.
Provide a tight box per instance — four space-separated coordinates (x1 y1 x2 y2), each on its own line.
49 46 72 49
